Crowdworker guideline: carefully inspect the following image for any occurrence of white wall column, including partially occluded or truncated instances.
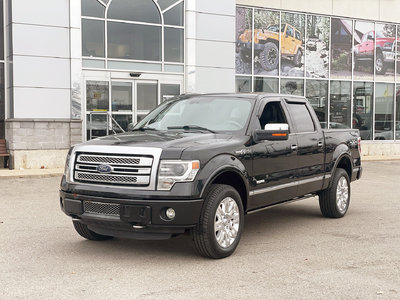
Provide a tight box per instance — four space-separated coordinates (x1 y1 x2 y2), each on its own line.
185 0 236 93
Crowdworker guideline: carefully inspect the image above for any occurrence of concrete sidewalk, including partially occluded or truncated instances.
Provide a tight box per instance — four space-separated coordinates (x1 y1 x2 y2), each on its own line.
0 155 400 179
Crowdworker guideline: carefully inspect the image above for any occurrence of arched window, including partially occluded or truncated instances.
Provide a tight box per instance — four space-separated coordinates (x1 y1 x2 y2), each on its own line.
81 0 184 72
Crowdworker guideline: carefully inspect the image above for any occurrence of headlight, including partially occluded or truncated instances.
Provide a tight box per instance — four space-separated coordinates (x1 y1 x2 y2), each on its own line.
64 147 74 183
157 160 200 190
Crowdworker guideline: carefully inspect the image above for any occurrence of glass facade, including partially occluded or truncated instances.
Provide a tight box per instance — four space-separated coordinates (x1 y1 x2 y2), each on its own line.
81 0 184 73
0 1 4 139
236 6 400 140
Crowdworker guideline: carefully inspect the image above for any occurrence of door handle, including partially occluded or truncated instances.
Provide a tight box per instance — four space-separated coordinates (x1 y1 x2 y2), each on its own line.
291 144 298 151
318 141 323 147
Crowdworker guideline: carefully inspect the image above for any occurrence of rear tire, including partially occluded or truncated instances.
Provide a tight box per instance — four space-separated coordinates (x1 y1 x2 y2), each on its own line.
375 52 387 75
73 220 114 241
192 184 244 259
293 49 302 67
319 168 350 218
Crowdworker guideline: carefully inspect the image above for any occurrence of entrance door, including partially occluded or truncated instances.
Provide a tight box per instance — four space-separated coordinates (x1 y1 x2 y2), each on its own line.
85 79 181 140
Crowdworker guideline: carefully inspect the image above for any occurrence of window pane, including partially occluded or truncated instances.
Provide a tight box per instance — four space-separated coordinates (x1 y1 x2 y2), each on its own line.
331 18 352 79
0 1 4 60
0 63 4 139
396 85 400 140
112 114 132 133
330 81 351 128
236 7 252 75
108 0 161 24
112 82 132 112
108 22 161 61
82 19 105 58
253 9 279 76
163 2 183 26
375 23 395 82
286 103 315 133
164 28 183 62
396 25 400 81
87 114 108 140
236 76 251 92
157 0 179 11
137 82 158 111
82 0 105 18
280 79 304 96
306 80 328 128
82 59 105 69
108 61 162 72
281 12 305 77
86 81 109 111
161 84 180 102
306 15 329 78
375 83 394 140
254 77 278 93
164 64 184 73
353 82 373 140
353 21 374 80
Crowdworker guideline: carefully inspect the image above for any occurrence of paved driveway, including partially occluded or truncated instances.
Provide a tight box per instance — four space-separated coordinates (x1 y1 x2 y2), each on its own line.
1 161 399 299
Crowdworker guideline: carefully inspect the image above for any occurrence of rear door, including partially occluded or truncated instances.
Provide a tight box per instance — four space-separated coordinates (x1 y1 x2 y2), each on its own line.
248 97 299 209
283 99 325 196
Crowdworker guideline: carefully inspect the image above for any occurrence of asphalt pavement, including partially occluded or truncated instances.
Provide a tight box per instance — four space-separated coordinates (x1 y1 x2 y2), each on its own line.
0 161 399 299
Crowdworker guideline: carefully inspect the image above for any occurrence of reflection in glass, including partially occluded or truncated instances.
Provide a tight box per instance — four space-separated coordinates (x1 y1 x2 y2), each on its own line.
82 0 105 18
86 81 109 111
254 77 278 93
306 80 328 127
236 76 251 92
0 1 4 60
164 28 183 62
82 19 105 58
330 81 351 128
331 18 352 79
108 22 161 61
253 9 280 76
281 12 305 77
280 79 304 96
157 0 179 11
112 82 132 112
375 83 394 140
108 0 161 24
375 23 396 81
137 82 158 111
353 82 373 140
86 114 107 140
235 7 252 74
306 15 329 78
161 84 180 102
0 63 4 139
353 21 374 80
163 2 183 26
112 114 133 133
396 85 400 140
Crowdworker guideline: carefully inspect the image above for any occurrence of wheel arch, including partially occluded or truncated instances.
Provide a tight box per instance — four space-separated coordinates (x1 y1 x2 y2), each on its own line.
329 152 353 188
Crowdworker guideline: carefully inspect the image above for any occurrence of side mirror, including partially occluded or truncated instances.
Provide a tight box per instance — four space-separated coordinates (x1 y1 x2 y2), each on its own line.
367 35 374 41
253 123 289 142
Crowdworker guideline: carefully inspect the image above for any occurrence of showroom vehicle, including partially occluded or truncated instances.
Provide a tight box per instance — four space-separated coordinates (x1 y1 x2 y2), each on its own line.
237 23 303 71
60 93 362 259
354 30 396 75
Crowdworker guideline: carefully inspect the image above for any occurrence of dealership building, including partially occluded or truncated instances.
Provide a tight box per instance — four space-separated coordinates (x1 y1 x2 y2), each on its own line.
1 0 400 169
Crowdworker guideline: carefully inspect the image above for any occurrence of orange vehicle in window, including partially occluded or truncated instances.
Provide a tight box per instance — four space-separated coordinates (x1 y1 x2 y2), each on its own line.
237 23 303 71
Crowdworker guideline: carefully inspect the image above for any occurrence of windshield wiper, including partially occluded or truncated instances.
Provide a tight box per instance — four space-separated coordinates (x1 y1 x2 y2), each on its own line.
131 126 157 132
167 125 216 133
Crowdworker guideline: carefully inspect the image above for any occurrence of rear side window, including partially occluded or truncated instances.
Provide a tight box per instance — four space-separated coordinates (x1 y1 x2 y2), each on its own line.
295 30 301 40
286 102 315 133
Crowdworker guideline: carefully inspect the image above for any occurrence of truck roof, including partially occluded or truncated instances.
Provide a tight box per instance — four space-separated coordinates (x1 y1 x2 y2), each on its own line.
179 93 307 103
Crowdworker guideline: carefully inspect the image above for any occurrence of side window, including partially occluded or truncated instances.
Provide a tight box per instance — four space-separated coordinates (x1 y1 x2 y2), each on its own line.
295 30 301 41
286 102 315 133
286 26 294 37
259 101 288 129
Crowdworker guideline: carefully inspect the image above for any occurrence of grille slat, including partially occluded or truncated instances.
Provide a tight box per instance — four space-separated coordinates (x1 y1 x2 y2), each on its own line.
75 171 150 185
77 154 153 166
83 201 120 216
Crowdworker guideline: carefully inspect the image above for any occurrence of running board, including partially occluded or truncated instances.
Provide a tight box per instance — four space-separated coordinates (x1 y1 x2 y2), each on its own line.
246 194 317 215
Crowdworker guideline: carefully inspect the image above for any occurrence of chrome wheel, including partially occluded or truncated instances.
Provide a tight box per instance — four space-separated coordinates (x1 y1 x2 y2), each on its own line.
336 176 349 213
214 197 240 248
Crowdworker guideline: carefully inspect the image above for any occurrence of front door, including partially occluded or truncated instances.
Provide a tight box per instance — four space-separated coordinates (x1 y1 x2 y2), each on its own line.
85 78 182 140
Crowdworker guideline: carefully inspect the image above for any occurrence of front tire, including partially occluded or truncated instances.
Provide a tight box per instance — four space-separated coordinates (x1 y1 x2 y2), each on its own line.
319 168 350 218
192 184 244 259
73 220 114 241
259 42 279 71
375 52 387 75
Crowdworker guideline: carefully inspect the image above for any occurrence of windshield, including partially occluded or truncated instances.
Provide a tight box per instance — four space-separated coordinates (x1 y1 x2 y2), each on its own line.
267 24 285 33
134 96 253 132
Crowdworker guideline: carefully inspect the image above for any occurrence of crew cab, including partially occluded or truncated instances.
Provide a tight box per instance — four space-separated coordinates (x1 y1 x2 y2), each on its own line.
237 23 303 71
60 94 362 259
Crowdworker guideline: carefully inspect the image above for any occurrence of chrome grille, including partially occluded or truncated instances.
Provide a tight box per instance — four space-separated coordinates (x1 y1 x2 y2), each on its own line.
83 201 120 216
74 153 153 186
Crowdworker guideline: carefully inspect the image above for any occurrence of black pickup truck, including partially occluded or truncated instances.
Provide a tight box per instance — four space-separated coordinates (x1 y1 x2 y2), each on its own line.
60 93 362 259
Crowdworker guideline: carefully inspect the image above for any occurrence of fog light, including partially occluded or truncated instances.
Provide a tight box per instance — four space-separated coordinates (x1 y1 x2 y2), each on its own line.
166 208 176 220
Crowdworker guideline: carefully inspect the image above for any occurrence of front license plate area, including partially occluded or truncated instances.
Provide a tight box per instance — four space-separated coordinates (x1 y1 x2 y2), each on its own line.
120 205 151 224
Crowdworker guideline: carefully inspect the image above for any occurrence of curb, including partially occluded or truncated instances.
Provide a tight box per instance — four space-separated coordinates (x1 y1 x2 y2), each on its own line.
0 169 64 179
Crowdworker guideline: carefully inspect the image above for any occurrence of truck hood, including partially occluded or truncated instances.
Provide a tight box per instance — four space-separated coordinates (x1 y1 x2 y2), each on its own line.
79 131 249 160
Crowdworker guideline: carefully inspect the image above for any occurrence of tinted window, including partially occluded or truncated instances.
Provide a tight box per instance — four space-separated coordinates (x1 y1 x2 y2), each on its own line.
286 102 315 133
259 102 287 129
108 0 161 24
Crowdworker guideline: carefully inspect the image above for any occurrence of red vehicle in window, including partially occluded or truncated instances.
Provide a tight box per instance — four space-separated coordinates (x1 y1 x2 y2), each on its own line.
354 30 396 75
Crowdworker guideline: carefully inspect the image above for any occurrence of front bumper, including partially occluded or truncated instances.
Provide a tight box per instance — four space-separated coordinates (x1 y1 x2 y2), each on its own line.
60 190 204 239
